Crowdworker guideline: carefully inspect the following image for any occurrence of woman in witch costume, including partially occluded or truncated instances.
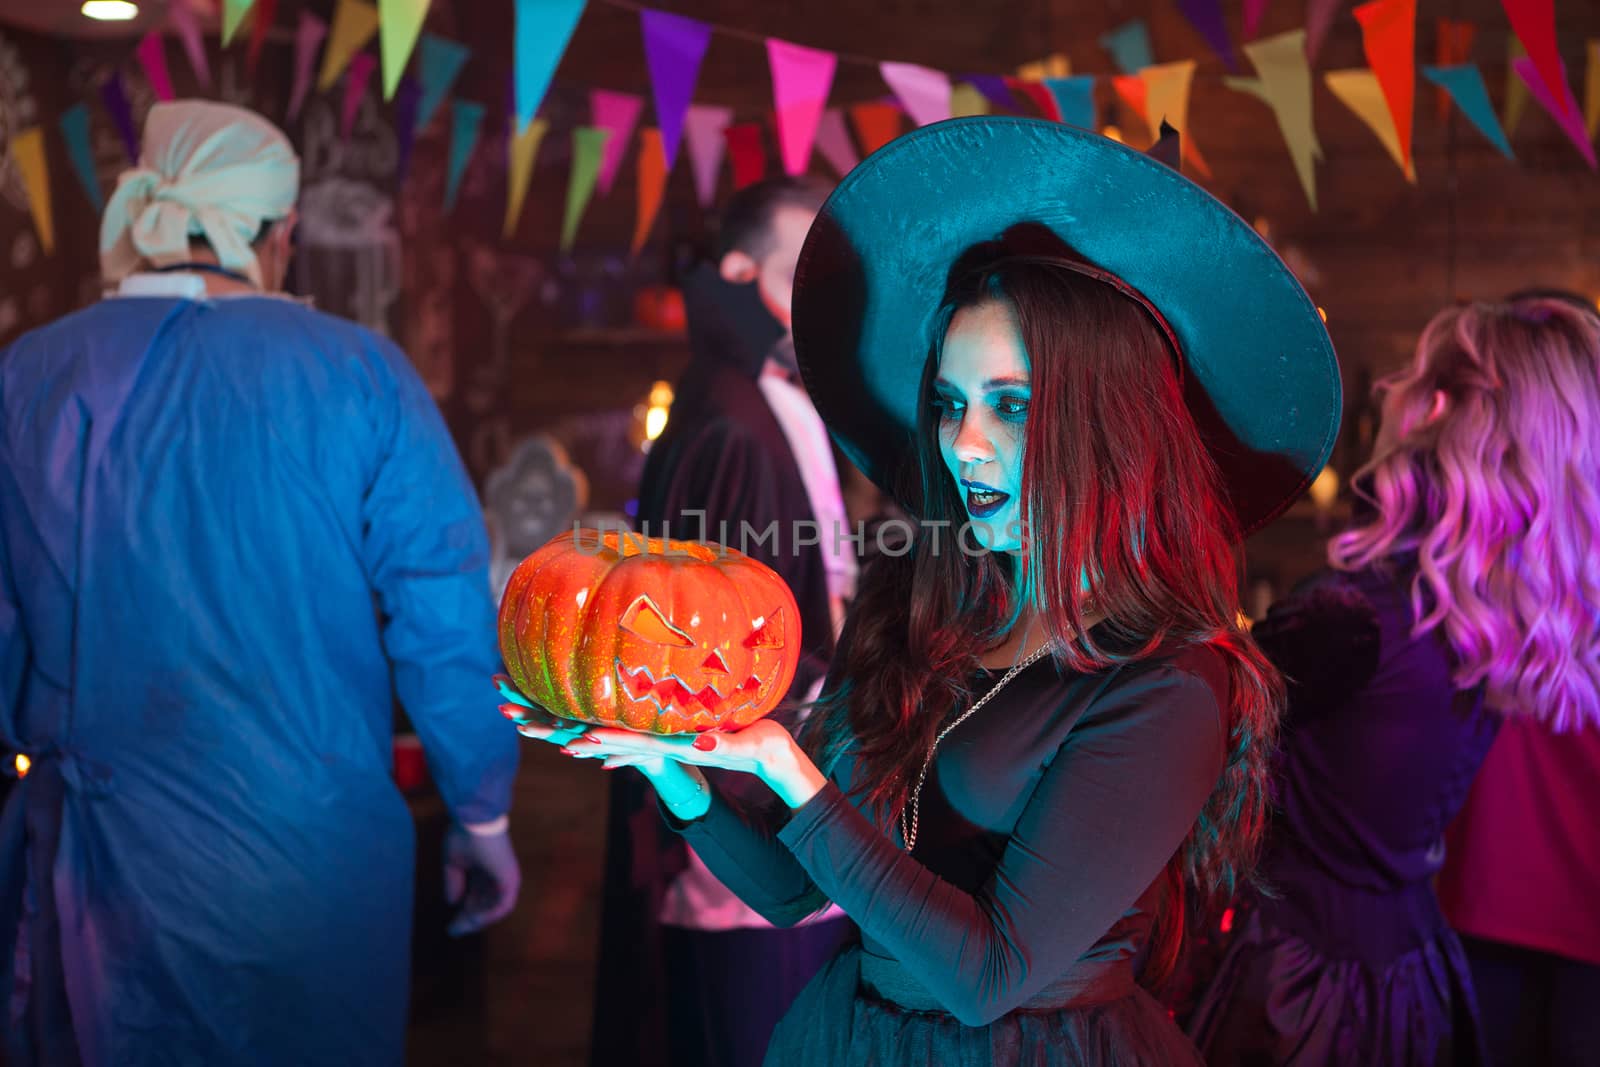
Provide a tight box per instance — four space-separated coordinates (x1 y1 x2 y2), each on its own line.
500 117 1341 1064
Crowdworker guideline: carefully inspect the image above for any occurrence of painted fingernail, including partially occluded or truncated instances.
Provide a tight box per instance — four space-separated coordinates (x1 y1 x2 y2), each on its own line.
692 735 717 751
579 734 603 744
499 703 524 720
559 747 577 757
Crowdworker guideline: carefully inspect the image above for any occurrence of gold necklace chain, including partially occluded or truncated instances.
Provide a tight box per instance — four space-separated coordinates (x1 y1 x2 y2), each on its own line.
899 641 1056 852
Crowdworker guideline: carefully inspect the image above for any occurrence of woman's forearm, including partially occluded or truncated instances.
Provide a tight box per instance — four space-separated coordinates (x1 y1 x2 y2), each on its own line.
640 760 712 821
759 734 830 811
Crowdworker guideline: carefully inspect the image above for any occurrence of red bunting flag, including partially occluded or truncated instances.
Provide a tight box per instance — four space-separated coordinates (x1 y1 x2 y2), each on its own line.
1353 0 1416 175
724 122 766 190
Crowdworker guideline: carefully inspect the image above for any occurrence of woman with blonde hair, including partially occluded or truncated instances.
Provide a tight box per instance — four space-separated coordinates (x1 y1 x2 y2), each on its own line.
1189 296 1600 1065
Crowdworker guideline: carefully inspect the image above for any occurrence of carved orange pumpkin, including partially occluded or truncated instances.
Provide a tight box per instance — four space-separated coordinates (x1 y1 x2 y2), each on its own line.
498 529 802 734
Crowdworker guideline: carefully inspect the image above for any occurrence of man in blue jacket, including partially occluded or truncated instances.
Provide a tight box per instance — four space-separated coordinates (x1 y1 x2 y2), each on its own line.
0 100 520 1066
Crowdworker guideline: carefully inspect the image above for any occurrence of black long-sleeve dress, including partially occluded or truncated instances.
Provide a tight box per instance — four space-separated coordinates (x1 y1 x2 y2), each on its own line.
1187 564 1500 1065
670 641 1231 1066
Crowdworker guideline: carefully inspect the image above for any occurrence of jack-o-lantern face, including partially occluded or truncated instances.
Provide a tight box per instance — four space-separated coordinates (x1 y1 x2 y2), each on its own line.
498 530 802 734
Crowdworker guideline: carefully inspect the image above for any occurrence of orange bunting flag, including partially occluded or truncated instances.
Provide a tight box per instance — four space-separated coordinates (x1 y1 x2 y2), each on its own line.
632 127 668 257
318 0 380 93
1435 19 1476 121
10 126 53 254
849 101 902 155
1139 61 1211 178
1353 0 1416 177
1111 75 1149 139
1326 68 1416 182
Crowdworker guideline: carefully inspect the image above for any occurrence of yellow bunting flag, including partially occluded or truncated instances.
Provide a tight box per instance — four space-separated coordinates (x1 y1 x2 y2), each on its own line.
10 126 53 253
379 0 430 100
1016 53 1070 81
1225 30 1323 211
222 0 256 47
631 127 668 257
949 82 990 117
1504 37 1529 138
318 0 380 92
503 118 549 238
1140 60 1211 178
1586 40 1599 142
1326 69 1416 183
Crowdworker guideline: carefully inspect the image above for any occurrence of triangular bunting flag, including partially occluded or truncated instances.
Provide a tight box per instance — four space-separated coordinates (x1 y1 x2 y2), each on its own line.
288 12 327 121
100 72 138 162
641 8 711 171
1326 68 1416 181
591 89 643 195
515 0 587 130
10 127 53 254
136 32 176 102
445 99 485 211
1499 0 1570 118
949 83 990 117
504 118 549 237
724 122 766 190
1140 61 1211 177
341 52 377 141
394 76 421 179
964 74 1017 112
1009 79 1062 121
1587 40 1600 141
562 126 610 252
1353 0 1416 178
1421 65 1512 158
1244 0 1270 40
222 0 254 47
318 0 380 93
59 104 102 212
814 107 859 175
169 0 210 88
880 62 951 127
684 104 732 207
1100 21 1153 74
1178 0 1239 71
1504 37 1530 137
631 126 668 257
1045 76 1097 129
767 38 836 177
1305 0 1343 64
415 34 469 131
1514 57 1596 169
849 100 902 155
379 0 430 100
246 0 278 78
1225 30 1322 210
1434 19 1476 121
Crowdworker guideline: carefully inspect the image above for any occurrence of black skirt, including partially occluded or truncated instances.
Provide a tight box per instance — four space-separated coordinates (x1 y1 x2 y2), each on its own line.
763 944 1203 1066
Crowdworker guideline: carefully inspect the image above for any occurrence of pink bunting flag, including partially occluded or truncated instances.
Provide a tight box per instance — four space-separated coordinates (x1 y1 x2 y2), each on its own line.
168 0 210 88
1305 0 1343 63
288 12 328 121
136 32 176 102
684 104 732 208
879 61 951 126
591 89 644 196
342 52 377 140
766 38 837 176
1244 0 1271 39
1514 57 1596 169
814 107 859 177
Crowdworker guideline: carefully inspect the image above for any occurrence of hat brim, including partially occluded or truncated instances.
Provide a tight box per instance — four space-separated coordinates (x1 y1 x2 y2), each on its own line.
792 117 1342 536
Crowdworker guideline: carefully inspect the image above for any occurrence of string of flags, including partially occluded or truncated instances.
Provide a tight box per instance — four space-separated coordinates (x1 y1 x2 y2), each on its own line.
6 0 1600 263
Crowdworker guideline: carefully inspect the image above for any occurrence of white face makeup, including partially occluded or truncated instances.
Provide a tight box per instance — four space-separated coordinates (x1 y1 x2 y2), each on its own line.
934 301 1030 553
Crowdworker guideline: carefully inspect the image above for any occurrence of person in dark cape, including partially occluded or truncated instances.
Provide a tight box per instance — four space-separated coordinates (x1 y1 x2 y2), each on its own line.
588 178 855 1067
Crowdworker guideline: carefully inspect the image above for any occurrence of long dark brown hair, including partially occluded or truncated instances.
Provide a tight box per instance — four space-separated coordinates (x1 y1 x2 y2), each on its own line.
800 245 1284 985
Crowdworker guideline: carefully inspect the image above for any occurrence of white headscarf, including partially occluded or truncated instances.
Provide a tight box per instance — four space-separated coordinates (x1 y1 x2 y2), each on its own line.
99 100 300 288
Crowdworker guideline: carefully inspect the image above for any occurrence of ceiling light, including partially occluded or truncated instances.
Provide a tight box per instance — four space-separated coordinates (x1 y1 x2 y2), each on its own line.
82 1 140 20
